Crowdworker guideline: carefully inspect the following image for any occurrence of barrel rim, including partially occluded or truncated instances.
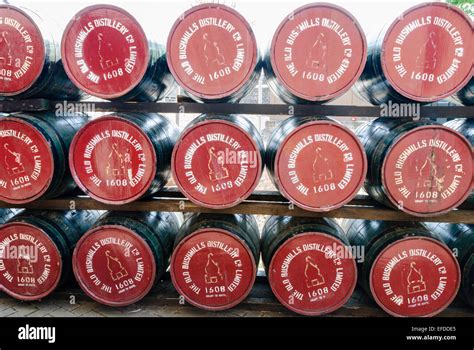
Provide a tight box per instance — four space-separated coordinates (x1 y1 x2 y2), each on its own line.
68 115 158 205
0 221 62 301
267 231 357 316
0 117 55 204
171 118 263 209
369 236 461 317
0 4 46 96
269 2 368 102
380 2 474 102
170 227 257 311
72 224 157 307
61 4 151 99
273 119 367 211
381 124 473 217
166 3 259 100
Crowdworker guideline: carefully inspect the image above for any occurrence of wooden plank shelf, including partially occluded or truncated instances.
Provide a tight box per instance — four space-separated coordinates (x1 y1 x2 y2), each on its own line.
1 189 472 224
0 99 473 117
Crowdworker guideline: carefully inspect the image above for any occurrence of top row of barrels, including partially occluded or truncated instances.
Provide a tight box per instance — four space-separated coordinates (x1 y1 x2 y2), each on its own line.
0 2 472 105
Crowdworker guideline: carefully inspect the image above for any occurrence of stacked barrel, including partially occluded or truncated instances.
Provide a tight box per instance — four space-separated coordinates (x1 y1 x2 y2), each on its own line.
0 5 81 99
167 4 261 102
266 116 367 211
172 114 264 208
69 113 178 204
264 3 367 103
342 219 461 317
355 2 473 104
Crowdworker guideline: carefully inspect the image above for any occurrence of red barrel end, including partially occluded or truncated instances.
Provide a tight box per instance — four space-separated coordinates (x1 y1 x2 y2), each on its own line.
381 3 473 102
268 232 357 316
268 3 367 102
382 125 472 216
370 237 460 317
167 4 259 101
61 5 150 99
69 116 157 205
0 222 62 301
72 225 157 307
0 5 45 96
172 119 262 208
274 120 366 211
171 228 256 311
0 118 54 204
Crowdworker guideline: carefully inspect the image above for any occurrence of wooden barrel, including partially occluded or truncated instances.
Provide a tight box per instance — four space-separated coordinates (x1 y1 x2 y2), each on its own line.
453 77 474 106
73 211 180 307
61 4 174 101
172 114 264 208
69 113 178 204
0 4 81 99
167 4 261 102
424 222 473 308
357 117 472 216
354 3 473 104
266 116 367 211
341 219 460 317
170 213 259 311
261 216 357 316
0 208 21 224
0 210 100 301
264 3 367 104
0 112 88 204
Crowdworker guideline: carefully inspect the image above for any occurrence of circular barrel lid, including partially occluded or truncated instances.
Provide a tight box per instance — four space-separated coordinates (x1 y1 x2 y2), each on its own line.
73 225 156 307
167 4 258 100
370 236 460 317
269 3 367 102
0 5 45 96
0 222 62 301
172 119 262 208
381 3 473 102
268 232 357 316
61 5 150 99
69 116 157 205
274 120 367 211
0 118 54 204
171 228 256 311
383 125 472 216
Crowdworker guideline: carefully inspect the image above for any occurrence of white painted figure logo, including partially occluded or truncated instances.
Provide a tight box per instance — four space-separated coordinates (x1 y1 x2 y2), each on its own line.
105 250 128 281
4 143 25 175
204 252 223 284
416 153 445 191
208 147 229 181
17 253 34 274
313 146 333 183
97 33 120 70
304 256 325 288
415 31 437 70
407 261 427 295
202 33 225 67
306 33 327 70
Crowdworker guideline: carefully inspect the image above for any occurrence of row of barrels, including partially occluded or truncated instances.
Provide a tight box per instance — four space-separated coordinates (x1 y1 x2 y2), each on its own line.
0 112 472 217
0 3 473 105
0 208 471 317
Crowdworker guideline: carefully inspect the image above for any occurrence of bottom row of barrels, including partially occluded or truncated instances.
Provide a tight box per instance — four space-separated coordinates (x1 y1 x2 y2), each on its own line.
0 209 471 317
